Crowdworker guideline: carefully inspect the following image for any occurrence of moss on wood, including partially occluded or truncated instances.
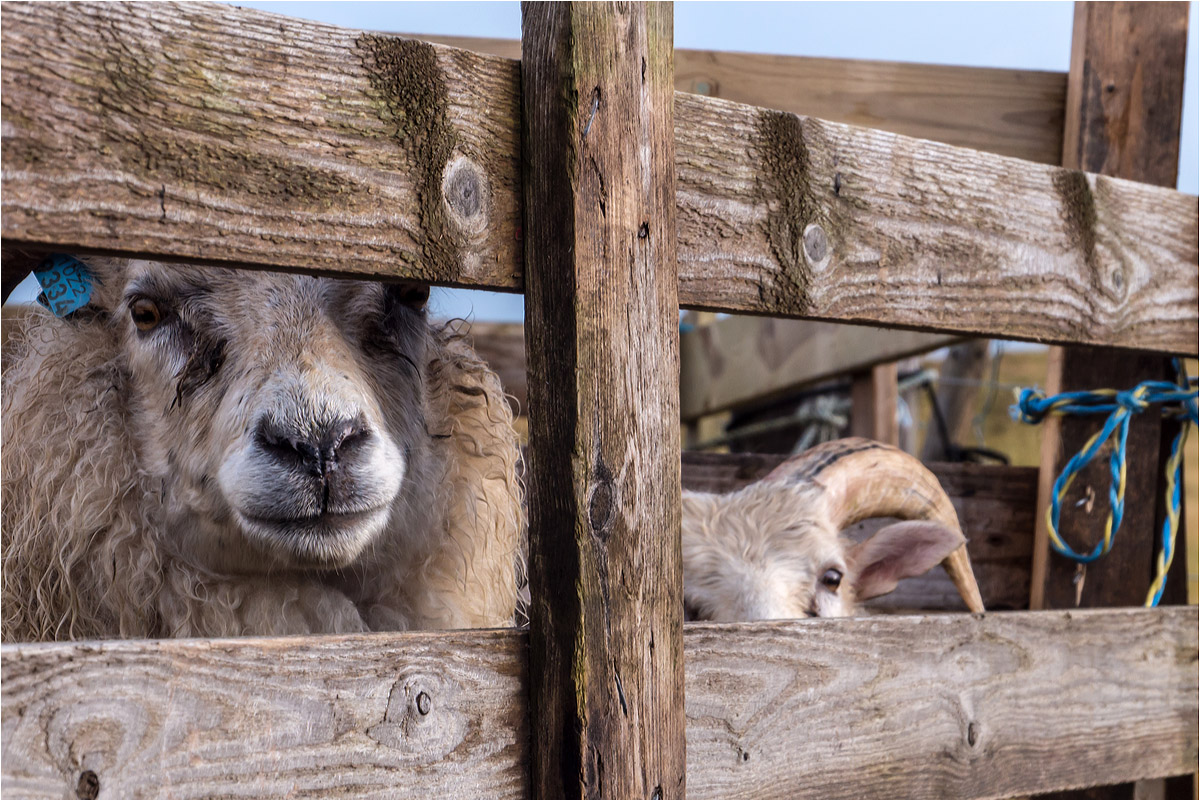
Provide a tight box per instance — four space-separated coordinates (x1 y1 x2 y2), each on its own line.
357 34 461 279
753 110 818 315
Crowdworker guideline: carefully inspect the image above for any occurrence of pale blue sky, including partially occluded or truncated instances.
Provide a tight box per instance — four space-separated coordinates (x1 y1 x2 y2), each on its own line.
9 3 1198 320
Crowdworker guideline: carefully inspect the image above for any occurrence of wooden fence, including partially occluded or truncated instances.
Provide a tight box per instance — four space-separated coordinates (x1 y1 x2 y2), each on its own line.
2 2 1197 798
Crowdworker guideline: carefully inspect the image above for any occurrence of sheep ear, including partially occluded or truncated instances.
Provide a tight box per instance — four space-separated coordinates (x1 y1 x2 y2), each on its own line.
384 281 430 309
846 521 966 601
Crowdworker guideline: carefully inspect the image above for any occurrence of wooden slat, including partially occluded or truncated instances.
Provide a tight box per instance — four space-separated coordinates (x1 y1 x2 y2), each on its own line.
679 316 959 420
1032 2 1192 611
681 454 1038 611
0 630 529 799
684 607 1198 799
672 91 1198 355
407 34 1068 164
0 2 524 288
3 2 1197 354
850 362 900 445
4 608 1196 799
520 3 685 797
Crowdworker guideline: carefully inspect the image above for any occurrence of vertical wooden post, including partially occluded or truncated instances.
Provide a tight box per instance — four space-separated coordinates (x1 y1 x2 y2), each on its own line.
850 363 899 446
521 3 685 798
1030 1 1190 611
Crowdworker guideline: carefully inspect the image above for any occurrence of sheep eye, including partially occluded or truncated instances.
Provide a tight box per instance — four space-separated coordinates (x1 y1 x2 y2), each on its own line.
130 298 163 331
820 568 843 590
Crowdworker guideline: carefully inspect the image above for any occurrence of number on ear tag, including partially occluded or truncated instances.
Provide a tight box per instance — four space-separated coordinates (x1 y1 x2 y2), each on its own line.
34 255 94 317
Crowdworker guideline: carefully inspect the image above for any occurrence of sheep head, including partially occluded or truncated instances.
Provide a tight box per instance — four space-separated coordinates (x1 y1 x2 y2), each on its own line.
682 438 984 621
18 258 435 574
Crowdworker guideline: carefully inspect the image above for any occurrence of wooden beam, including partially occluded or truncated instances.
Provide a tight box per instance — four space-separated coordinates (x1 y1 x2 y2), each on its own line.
671 91 1198 355
680 454 1037 612
2 2 1196 353
1031 2 1191 611
406 33 1068 164
0 2 525 289
684 608 1198 799
4 608 1196 799
850 362 900 446
520 3 684 797
679 316 959 421
1 629 530 799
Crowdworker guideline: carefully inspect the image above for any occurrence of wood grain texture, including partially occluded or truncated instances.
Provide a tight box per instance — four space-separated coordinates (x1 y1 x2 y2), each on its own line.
4 609 1195 800
672 91 1199 355
684 607 1199 799
3 2 1195 354
0 2 523 287
0 630 529 799
682 453 1038 611
1033 2 1192 612
406 33 1068 164
678 315 959 420
520 3 685 797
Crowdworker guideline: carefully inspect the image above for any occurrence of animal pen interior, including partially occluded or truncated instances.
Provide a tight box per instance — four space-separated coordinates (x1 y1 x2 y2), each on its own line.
0 1 1196 799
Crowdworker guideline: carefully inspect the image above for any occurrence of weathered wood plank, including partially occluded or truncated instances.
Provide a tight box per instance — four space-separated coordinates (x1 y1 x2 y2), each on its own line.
681 454 1038 611
0 630 529 799
672 90 1199 355
406 33 1068 164
679 316 960 420
4 609 1195 799
0 1 524 287
684 607 1199 799
1032 2 1192 611
520 3 685 797
3 2 1196 354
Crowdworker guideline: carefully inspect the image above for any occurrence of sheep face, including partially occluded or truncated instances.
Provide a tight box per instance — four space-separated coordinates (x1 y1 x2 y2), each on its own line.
681 443 975 623
683 484 852 621
103 260 432 572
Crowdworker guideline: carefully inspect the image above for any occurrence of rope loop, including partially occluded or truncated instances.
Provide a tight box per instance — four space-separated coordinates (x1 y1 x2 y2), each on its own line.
1011 359 1197 606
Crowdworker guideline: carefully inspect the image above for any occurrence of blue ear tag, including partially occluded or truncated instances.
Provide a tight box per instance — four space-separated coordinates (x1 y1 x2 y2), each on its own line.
34 254 94 317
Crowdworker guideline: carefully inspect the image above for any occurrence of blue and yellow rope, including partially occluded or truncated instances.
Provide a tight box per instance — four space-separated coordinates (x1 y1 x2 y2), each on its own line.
1012 360 1197 607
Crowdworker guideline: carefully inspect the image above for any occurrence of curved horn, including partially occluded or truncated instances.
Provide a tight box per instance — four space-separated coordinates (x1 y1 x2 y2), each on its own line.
765 438 984 613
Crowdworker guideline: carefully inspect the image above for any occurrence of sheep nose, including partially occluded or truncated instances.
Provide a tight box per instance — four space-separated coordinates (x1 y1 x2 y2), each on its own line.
254 415 370 477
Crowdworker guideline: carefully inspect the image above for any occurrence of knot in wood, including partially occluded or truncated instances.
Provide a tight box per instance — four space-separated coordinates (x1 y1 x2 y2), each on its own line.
588 460 617 540
75 771 99 800
441 156 490 237
416 690 432 715
802 223 830 270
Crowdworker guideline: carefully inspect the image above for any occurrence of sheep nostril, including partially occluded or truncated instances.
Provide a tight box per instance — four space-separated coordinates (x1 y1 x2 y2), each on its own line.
255 416 370 477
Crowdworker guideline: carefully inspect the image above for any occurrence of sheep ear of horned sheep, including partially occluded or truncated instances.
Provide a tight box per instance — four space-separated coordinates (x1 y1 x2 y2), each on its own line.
765 437 986 613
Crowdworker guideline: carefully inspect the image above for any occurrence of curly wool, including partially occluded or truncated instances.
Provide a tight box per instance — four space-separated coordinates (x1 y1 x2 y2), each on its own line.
1 302 523 642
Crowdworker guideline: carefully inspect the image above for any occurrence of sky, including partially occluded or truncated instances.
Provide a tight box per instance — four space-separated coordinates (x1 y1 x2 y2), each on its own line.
8 2 1199 321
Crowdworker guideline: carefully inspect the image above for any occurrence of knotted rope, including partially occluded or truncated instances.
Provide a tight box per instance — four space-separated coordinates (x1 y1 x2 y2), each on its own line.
1012 360 1197 606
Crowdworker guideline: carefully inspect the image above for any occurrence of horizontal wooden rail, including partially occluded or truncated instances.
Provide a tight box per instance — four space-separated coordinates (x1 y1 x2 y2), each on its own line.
3 608 1195 799
680 317 961 420
404 33 1068 164
3 2 1197 354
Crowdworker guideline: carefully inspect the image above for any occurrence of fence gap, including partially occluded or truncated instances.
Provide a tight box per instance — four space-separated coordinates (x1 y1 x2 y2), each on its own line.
520 2 686 797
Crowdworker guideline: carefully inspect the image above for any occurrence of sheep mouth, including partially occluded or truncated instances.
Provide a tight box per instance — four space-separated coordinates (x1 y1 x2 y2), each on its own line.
235 506 391 567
